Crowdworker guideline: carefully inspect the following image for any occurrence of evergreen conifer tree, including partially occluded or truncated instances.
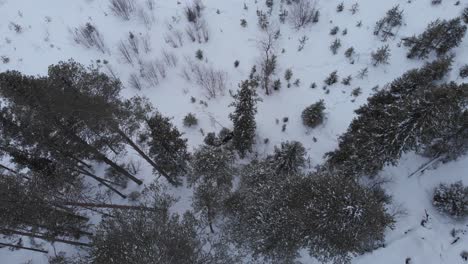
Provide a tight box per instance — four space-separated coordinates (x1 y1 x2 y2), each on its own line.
144 111 189 186
229 80 261 158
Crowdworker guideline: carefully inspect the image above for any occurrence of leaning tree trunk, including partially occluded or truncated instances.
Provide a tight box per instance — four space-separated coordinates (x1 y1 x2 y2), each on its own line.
114 127 180 186
1 229 91 247
0 242 48 253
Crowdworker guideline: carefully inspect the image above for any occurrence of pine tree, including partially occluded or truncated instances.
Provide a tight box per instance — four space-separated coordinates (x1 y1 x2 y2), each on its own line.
268 141 306 175
229 80 261 158
224 159 303 262
374 5 403 41
325 56 461 178
433 181 468 218
403 18 467 59
371 45 391 66
295 169 394 263
144 112 189 186
302 100 326 128
189 145 235 232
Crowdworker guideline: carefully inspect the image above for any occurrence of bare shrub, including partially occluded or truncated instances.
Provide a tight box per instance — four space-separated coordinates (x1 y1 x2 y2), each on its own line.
138 8 154 29
146 0 155 10
141 60 160 87
186 20 209 43
71 23 107 53
183 58 227 99
161 49 178 67
118 40 134 64
185 0 204 23
109 0 135 20
128 73 143 90
155 60 167 78
289 0 318 29
117 32 144 64
141 34 152 53
164 29 184 48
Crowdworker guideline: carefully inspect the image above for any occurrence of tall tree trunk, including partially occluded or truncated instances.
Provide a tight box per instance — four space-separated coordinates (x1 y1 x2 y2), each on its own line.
53 120 142 185
75 167 127 199
0 242 48 253
114 127 179 186
0 163 18 174
1 229 91 247
60 202 162 212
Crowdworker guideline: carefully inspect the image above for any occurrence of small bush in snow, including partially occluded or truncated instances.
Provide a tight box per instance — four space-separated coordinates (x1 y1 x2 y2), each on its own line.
433 181 468 218
183 113 198 127
350 3 359 14
459 64 468 78
240 19 247 27
324 71 339 85
330 26 339 35
336 2 344 12
374 5 404 41
342 75 352 85
234 60 240 68
351 87 362 97
371 45 391 66
330 38 342 55
109 0 135 20
302 100 325 128
195 49 204 60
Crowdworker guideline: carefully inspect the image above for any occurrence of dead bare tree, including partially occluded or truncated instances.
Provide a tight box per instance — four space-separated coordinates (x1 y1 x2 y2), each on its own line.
258 28 279 95
289 0 319 29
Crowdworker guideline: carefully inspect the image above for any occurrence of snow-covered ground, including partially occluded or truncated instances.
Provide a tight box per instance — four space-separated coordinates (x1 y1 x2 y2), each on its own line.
0 0 467 263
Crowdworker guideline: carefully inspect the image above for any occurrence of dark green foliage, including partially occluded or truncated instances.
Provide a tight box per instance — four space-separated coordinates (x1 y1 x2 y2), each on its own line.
195 49 203 60
268 141 306 175
374 5 403 41
224 160 303 262
403 18 467 59
0 60 158 188
183 113 198 127
256 10 269 30
240 19 247 27
342 75 352 85
326 57 467 178
433 181 468 218
145 112 189 185
330 38 342 55
371 45 391 66
272 79 281 90
225 160 393 263
0 175 89 245
459 64 468 78
336 2 344 12
190 145 235 232
324 71 339 85
296 170 394 263
90 189 231 264
330 26 340 35
302 100 326 128
284 68 293 82
229 80 261 158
